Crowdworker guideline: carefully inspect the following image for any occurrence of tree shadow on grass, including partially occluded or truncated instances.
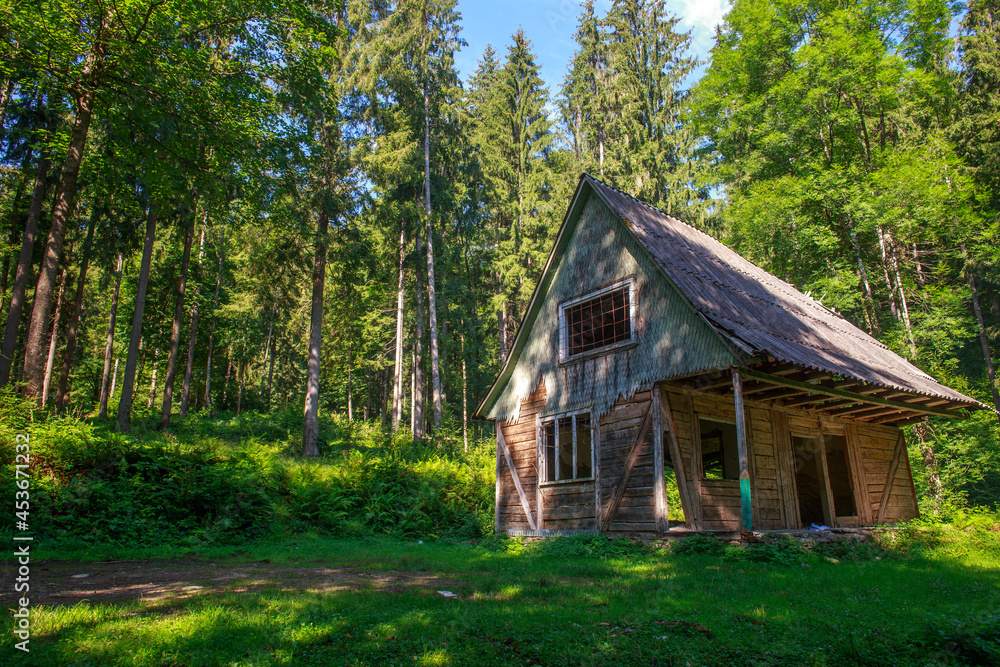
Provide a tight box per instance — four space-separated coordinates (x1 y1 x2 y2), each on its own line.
4 548 997 666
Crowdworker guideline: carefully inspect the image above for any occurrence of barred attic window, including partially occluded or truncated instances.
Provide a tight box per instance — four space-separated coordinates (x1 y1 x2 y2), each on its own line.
563 284 632 358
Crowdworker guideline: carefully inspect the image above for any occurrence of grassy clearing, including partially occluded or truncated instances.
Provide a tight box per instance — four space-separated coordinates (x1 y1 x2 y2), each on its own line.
6 526 1000 666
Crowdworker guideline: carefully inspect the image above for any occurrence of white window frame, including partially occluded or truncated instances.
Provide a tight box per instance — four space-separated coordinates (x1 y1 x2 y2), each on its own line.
558 277 637 363
538 409 595 485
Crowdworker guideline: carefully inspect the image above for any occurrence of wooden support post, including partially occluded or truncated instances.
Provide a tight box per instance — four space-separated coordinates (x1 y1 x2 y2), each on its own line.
601 403 653 532
661 388 700 530
652 387 669 533
816 422 835 526
875 432 906 524
687 395 704 528
844 423 873 524
495 425 502 534
733 371 753 532
536 415 544 530
593 417 602 531
773 411 799 528
498 424 536 530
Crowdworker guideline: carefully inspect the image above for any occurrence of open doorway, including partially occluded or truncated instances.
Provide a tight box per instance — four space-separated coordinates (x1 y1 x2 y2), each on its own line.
792 435 827 527
661 435 687 527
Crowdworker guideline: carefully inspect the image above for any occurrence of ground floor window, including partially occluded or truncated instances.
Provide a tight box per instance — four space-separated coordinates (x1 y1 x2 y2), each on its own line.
699 416 739 480
541 412 593 482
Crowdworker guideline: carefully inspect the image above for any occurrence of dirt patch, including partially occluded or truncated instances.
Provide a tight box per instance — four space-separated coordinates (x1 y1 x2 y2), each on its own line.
0 560 461 607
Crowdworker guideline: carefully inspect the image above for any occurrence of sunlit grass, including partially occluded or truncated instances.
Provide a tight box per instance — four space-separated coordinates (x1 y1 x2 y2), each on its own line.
6 527 999 666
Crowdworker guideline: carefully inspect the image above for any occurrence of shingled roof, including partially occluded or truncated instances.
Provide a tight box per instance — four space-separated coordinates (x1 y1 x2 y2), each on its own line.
478 174 988 421
584 175 983 409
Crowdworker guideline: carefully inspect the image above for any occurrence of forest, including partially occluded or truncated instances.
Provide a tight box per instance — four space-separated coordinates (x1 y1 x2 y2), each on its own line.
2 1 1000 664
1 0 999 514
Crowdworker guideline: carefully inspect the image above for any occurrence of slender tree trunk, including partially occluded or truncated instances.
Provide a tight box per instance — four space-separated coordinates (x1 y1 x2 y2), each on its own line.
391 227 406 429
181 226 206 416
108 357 118 403
203 225 226 410
98 253 123 418
877 227 900 318
116 203 159 433
423 89 443 433
56 210 99 409
0 157 49 385
413 232 424 439
236 361 245 416
347 339 353 421
41 267 68 408
23 84 97 401
0 79 13 129
961 242 1000 422
410 348 416 433
160 208 196 428
461 331 468 453
913 243 927 288
267 333 276 400
147 347 159 409
222 354 232 408
2 164 31 318
303 210 329 457
498 304 507 364
259 312 273 400
887 229 917 357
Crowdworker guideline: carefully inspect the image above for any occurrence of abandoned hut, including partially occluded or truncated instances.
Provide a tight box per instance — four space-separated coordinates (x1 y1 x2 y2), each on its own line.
475 174 989 536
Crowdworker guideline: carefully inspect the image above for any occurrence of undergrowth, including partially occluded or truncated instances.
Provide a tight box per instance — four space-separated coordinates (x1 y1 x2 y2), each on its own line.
0 388 495 549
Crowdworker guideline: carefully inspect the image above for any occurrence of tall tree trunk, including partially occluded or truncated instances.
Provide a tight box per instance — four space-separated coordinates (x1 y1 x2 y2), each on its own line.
0 157 49 385
108 357 118 403
259 311 273 400
347 338 353 421
98 253 123 418
498 303 507 364
147 347 159 409
887 229 917 358
391 227 406 429
413 231 424 439
461 330 468 453
236 361 245 416
22 83 97 401
423 88 443 433
116 203 159 433
203 225 226 410
181 225 206 416
222 353 232 408
267 333 276 401
160 207 196 428
877 227 900 318
961 242 1000 422
56 210 99 409
303 210 329 457
41 267 68 408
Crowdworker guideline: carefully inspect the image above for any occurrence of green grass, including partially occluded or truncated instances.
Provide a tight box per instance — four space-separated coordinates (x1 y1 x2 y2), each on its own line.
5 528 1000 666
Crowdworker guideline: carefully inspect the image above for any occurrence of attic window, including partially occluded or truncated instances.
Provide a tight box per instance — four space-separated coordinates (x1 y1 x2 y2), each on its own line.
560 279 635 360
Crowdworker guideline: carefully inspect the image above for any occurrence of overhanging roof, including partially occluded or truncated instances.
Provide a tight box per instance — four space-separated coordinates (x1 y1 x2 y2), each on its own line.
476 174 990 422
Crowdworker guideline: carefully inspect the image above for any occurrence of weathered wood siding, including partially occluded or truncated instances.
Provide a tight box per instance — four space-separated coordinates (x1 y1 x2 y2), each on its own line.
498 379 918 534
496 381 544 531
487 193 734 423
857 423 919 522
599 390 657 533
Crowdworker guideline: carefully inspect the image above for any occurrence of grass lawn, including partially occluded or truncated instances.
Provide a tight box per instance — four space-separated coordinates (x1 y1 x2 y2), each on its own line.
4 528 999 666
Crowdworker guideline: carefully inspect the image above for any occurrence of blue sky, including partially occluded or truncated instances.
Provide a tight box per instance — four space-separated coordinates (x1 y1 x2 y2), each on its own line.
453 0 732 92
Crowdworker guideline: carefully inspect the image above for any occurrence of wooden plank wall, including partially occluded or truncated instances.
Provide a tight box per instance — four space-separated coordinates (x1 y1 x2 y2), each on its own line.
496 381 544 531
599 389 657 533
497 379 917 534
857 423 919 522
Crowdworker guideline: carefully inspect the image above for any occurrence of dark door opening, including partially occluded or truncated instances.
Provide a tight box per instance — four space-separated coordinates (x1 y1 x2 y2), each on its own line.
792 435 826 527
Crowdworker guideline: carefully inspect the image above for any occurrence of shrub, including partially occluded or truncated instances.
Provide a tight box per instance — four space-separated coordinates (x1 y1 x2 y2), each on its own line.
672 533 726 556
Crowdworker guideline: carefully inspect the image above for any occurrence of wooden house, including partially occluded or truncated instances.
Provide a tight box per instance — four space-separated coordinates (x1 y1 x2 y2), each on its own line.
474 175 988 536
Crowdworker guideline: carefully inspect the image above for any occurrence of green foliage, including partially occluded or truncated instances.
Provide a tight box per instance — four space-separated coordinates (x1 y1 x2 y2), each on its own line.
0 406 496 549
671 532 726 556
